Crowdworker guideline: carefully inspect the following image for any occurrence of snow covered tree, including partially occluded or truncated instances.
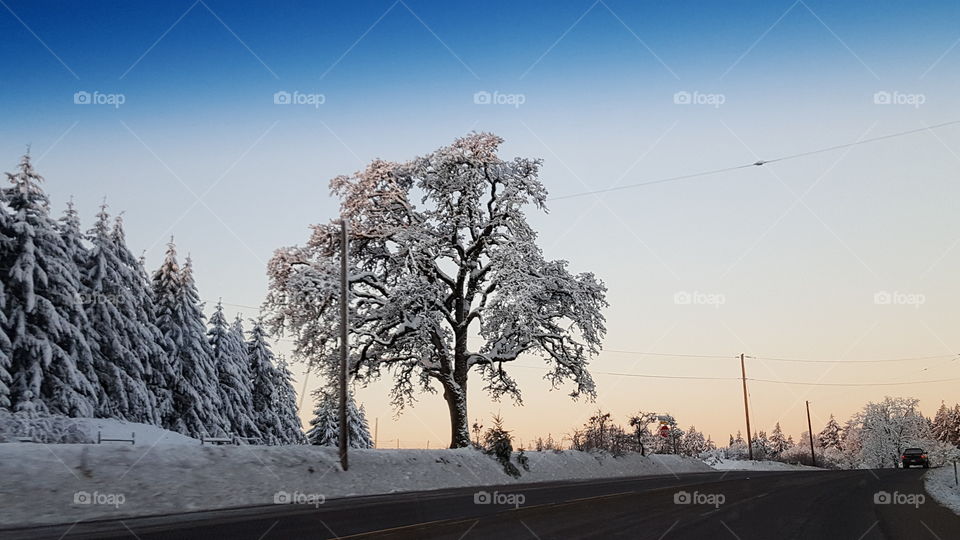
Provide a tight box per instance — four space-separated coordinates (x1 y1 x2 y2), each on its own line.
0 200 13 409
858 396 929 468
628 411 657 456
272 355 305 444
931 402 960 447
112 214 173 423
208 302 259 439
932 402 951 444
818 414 843 451
950 405 960 447
306 387 373 448
1 155 98 416
80 203 159 423
247 318 284 443
151 242 225 437
770 422 790 455
681 426 706 456
266 133 608 448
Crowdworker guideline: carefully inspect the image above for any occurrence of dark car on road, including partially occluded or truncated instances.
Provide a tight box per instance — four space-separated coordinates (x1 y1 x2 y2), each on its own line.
901 448 929 469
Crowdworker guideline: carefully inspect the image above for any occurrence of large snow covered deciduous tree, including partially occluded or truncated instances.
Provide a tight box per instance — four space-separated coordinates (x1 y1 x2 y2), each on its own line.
266 133 608 448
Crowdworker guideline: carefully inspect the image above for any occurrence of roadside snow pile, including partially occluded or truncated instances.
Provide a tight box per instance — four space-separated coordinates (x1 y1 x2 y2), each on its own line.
706 457 822 471
0 444 712 527
925 466 960 515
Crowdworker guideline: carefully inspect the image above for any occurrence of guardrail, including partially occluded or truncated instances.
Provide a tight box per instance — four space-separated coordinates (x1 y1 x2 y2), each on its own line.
97 431 135 445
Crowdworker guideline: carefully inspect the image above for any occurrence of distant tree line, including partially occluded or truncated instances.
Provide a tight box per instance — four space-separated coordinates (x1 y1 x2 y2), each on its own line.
722 397 960 468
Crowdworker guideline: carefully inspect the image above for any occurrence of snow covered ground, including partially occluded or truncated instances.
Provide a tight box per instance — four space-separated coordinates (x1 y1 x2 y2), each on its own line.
0 440 712 527
924 465 960 515
704 457 823 471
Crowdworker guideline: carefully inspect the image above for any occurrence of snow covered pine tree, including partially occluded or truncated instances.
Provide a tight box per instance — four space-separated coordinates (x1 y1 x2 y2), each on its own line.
306 388 373 448
208 302 260 440
151 241 227 437
266 133 607 448
2 154 99 416
80 203 160 423
247 319 303 444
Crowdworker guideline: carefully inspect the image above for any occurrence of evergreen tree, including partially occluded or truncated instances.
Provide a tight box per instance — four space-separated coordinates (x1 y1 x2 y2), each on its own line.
2 155 97 416
272 355 305 444
932 402 952 444
248 318 281 443
208 302 259 439
949 404 960 447
151 242 225 437
770 422 789 455
306 387 372 448
0 200 12 409
818 414 843 450
80 203 158 423
111 214 172 424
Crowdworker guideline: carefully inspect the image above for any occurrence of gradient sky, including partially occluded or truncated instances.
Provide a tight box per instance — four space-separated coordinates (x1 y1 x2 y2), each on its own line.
2 0 960 448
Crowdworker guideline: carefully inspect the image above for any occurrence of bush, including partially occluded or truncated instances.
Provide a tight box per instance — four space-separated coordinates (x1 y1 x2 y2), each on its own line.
0 410 95 444
482 414 521 478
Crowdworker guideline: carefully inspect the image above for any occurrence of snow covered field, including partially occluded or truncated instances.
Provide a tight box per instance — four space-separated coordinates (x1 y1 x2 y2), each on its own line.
0 439 712 527
925 466 960 515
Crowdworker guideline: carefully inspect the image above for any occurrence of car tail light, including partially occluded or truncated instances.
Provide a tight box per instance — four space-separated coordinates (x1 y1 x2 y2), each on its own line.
921 454 927 458
901 455 905 459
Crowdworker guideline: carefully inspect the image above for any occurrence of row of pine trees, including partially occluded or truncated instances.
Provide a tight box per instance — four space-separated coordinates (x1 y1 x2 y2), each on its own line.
0 155 303 443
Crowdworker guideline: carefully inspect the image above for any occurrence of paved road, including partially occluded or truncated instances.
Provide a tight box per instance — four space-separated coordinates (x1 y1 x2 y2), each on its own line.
5 469 957 539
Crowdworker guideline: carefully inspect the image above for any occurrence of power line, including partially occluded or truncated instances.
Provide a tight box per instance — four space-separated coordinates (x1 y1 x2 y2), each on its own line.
548 119 960 201
750 376 960 387
604 350 735 359
509 363 960 387
509 364 738 381
747 353 959 364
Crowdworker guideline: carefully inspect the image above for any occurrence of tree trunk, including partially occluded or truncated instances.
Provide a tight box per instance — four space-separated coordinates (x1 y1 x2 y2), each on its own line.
443 378 471 448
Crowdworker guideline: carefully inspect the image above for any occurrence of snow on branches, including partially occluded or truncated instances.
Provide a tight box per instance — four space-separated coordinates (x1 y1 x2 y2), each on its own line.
266 133 607 448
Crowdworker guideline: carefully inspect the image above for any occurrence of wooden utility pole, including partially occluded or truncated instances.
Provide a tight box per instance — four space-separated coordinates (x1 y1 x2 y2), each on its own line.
374 418 379 449
339 220 349 471
740 353 753 460
806 401 816 467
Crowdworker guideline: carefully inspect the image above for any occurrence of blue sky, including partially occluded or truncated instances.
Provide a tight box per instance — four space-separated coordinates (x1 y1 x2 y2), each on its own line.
2 0 960 445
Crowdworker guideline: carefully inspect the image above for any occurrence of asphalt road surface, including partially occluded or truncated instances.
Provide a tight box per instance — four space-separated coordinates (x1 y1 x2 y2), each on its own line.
5 469 957 539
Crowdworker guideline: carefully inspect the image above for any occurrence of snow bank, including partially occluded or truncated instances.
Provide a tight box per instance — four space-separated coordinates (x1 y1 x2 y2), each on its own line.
925 465 960 515
705 457 823 471
0 444 711 527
